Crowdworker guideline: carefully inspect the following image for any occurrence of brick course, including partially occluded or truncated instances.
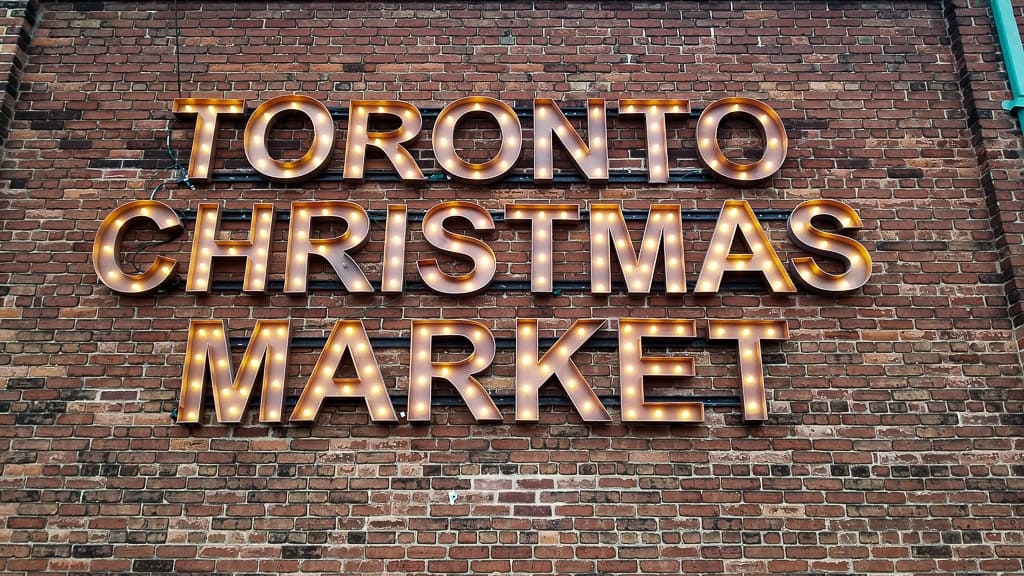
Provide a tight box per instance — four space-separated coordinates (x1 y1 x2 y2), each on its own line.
0 1 1023 575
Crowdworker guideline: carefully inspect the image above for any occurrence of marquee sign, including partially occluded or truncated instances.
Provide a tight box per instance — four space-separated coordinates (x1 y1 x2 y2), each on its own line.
92 95 872 426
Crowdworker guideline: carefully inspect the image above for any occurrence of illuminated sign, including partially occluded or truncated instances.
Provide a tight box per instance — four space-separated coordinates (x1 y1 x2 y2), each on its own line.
170 95 787 185
93 94 873 426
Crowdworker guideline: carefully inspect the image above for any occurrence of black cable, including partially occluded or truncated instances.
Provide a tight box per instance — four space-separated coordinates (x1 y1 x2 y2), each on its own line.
126 235 181 274
130 174 187 271
151 4 189 202
172 0 182 99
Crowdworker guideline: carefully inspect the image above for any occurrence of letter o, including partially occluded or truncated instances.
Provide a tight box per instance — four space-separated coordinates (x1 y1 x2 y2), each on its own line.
244 95 335 183
432 97 521 184
696 97 787 185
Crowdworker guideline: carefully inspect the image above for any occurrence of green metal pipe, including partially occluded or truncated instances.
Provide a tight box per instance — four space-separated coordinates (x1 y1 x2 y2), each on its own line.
992 0 1024 132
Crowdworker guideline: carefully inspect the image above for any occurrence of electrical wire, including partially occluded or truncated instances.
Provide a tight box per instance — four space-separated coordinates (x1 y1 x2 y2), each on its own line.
173 0 182 99
127 174 185 273
149 13 190 203
126 234 180 275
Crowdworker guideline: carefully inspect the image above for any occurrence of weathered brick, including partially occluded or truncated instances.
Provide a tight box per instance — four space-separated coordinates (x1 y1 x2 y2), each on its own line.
0 2 1020 575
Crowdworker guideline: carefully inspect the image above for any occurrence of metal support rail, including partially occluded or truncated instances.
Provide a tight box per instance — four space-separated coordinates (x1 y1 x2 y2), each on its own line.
230 335 717 350
209 168 714 184
169 392 743 422
231 104 708 121
208 278 769 293
174 207 793 223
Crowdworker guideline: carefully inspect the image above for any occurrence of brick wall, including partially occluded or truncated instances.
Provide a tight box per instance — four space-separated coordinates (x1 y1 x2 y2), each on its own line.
0 1 1022 575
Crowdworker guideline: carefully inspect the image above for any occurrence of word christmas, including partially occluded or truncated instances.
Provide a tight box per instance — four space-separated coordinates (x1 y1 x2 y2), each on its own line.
93 199 870 296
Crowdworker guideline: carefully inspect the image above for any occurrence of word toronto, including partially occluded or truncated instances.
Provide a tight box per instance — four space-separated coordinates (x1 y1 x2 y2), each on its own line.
92 94 873 426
